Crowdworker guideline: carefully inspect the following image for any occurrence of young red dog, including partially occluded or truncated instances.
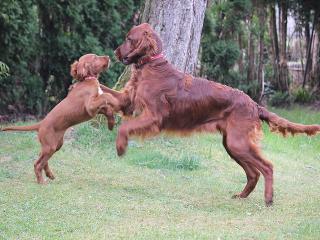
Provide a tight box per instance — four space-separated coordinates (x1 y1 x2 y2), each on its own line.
2 54 114 184
103 23 320 206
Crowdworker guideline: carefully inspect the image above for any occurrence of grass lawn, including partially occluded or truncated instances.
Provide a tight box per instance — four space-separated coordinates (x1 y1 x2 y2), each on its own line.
0 106 319 239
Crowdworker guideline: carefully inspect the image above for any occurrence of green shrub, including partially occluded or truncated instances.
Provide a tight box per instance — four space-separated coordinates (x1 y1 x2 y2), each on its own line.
200 0 251 91
201 39 240 85
292 88 313 104
269 91 293 107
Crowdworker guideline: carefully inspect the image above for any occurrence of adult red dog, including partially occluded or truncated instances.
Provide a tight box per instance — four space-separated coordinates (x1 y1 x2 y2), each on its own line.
105 23 320 206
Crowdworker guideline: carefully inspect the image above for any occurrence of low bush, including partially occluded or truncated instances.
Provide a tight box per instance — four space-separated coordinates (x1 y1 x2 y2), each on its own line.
292 88 313 104
269 91 293 107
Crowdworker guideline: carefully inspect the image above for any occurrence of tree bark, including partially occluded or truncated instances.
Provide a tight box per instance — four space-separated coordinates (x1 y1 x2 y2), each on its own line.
257 1 266 103
269 3 280 90
304 11 311 85
237 31 244 75
278 0 289 92
303 14 316 88
114 0 208 89
311 25 320 89
311 32 319 86
246 13 255 97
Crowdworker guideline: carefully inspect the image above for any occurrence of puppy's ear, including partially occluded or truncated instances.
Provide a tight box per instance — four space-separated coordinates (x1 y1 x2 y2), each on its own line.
77 62 89 80
70 61 79 80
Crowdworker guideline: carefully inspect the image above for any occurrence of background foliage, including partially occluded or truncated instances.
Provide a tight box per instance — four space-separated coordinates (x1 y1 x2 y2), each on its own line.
0 0 141 115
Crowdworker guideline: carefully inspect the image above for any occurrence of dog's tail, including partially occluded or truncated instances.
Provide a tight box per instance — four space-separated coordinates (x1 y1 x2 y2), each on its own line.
258 106 320 136
1 123 40 132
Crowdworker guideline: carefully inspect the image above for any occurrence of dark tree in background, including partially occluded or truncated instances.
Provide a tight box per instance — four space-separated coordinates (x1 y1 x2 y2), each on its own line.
37 0 141 113
0 0 41 115
202 0 320 105
201 0 248 87
0 0 141 115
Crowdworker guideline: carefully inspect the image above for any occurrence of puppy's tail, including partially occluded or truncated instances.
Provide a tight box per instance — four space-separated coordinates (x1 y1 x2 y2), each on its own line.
1 123 40 132
258 106 320 136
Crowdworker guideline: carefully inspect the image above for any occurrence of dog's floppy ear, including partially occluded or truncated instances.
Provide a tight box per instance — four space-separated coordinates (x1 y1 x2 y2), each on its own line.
76 61 89 80
144 31 158 56
70 61 79 80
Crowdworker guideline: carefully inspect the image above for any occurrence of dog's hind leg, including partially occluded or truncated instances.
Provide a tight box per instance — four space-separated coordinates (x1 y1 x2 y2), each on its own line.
224 126 274 206
34 147 55 184
35 130 64 184
223 135 260 199
248 143 274 206
43 137 63 180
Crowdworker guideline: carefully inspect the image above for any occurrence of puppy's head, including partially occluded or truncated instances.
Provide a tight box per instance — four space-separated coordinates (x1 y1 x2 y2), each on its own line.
70 54 110 81
114 23 163 65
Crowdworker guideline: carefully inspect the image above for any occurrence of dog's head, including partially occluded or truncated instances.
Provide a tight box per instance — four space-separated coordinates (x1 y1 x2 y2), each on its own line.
70 54 110 81
114 23 163 65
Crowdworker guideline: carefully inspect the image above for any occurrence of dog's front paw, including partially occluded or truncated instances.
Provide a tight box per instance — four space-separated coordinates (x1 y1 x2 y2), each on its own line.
265 199 273 207
116 135 128 156
116 144 126 156
107 116 115 131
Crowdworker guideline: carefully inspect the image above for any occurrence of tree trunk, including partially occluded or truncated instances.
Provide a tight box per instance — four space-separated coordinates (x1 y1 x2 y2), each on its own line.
278 0 289 92
114 0 208 89
303 15 316 88
237 31 244 75
257 1 266 103
311 31 319 87
304 11 311 85
311 26 320 89
269 3 280 90
246 13 255 97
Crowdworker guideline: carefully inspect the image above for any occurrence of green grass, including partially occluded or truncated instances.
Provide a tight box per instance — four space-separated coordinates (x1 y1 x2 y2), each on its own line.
0 106 320 239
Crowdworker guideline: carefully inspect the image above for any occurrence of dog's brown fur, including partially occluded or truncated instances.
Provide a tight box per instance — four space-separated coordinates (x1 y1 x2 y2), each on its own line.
106 23 320 206
2 54 114 184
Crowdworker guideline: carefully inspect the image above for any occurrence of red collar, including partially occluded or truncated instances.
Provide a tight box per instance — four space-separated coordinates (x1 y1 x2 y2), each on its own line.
150 52 164 61
137 53 165 67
